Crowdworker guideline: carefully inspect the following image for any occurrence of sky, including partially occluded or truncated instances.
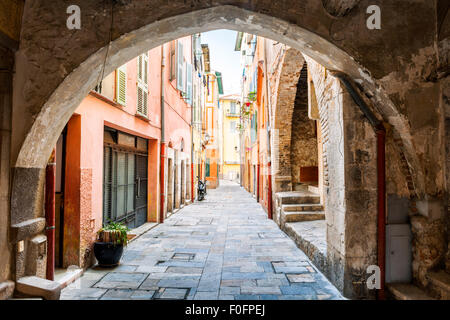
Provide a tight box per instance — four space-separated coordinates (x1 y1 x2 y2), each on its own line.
200 29 242 96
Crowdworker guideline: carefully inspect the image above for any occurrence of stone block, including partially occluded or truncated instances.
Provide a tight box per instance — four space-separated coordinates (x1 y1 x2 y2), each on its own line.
10 218 46 242
16 276 61 300
0 281 14 300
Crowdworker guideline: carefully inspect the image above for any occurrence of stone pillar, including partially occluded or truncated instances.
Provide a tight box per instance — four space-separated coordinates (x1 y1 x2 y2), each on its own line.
307 57 379 299
341 89 378 299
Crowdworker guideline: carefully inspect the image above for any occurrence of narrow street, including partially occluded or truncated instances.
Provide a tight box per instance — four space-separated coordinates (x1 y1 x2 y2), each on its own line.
61 181 343 300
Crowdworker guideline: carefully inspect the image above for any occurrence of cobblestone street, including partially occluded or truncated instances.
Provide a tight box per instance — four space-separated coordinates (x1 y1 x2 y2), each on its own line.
61 181 343 300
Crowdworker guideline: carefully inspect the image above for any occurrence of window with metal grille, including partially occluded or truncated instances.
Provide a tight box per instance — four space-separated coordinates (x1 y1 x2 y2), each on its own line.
103 130 148 229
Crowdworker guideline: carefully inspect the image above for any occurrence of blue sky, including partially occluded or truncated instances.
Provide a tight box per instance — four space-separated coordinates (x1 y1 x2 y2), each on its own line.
201 29 242 95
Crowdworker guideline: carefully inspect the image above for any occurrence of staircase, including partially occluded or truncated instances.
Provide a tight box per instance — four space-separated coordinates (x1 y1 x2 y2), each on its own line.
274 190 324 228
426 270 450 299
387 270 450 300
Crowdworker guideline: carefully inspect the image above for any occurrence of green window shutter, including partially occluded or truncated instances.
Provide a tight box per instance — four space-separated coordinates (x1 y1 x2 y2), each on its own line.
215 71 224 95
206 158 210 177
116 64 127 106
186 63 193 105
177 42 184 92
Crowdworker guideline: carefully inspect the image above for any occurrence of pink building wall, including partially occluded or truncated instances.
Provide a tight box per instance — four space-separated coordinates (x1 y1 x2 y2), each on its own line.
61 36 194 267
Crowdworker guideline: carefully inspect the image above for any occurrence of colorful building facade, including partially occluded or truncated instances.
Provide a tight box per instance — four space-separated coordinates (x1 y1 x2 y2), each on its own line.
220 95 241 181
53 35 208 269
201 44 223 189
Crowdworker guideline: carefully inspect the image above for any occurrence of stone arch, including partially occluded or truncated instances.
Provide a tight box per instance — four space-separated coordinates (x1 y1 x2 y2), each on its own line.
10 3 430 287
272 48 305 191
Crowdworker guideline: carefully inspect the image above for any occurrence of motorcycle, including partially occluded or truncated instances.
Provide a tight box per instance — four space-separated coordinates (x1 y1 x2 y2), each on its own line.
197 177 207 201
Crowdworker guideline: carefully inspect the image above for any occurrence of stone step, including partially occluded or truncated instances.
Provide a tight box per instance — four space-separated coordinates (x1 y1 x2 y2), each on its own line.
278 193 320 205
427 270 450 299
308 185 320 194
54 267 83 289
283 211 325 223
282 203 324 212
15 276 61 300
387 283 435 300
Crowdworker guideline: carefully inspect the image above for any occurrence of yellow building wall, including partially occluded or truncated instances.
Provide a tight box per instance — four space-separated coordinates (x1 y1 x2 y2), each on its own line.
221 98 241 180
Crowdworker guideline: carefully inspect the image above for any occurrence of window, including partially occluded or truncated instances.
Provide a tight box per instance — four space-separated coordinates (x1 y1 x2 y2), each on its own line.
206 158 210 177
94 81 102 94
177 41 185 92
103 130 149 229
251 112 257 143
137 53 149 116
229 121 236 133
186 63 193 105
115 64 127 106
230 102 236 114
261 97 265 128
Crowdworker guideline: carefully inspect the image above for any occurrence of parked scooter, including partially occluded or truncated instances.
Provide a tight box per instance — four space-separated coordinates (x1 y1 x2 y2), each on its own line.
197 177 207 201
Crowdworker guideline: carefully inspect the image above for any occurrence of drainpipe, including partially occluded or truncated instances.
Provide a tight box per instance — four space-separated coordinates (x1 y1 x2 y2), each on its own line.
257 135 260 203
159 45 166 223
264 41 273 219
45 149 56 281
191 36 195 202
332 72 386 300
376 125 386 300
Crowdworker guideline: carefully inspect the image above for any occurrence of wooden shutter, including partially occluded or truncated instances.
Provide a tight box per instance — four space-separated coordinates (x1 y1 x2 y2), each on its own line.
137 86 144 114
138 55 143 81
116 64 127 106
186 63 193 105
177 42 184 92
137 53 148 116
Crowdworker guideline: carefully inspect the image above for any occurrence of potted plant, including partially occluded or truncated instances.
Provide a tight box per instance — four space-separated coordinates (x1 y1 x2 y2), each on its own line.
93 221 129 267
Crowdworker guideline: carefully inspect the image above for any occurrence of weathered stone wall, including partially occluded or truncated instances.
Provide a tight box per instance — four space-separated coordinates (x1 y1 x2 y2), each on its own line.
445 78 450 274
321 0 361 17
439 0 450 276
0 46 13 287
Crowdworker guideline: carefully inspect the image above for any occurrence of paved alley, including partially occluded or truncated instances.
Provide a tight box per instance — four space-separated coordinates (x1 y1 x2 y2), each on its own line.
61 181 343 300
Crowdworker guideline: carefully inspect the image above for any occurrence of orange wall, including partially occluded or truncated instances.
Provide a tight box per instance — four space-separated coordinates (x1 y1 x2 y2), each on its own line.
63 115 81 267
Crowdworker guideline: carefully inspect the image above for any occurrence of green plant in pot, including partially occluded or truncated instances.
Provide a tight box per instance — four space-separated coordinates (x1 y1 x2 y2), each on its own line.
93 221 129 267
